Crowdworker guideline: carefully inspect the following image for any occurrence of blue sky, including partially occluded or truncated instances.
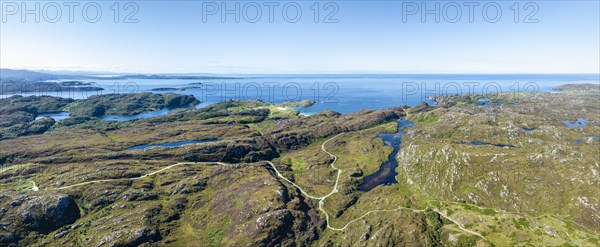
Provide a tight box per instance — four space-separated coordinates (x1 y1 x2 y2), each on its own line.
1 1 599 74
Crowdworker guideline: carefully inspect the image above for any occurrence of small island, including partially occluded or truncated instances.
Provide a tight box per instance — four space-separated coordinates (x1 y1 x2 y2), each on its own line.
150 86 202 91
66 92 200 117
552 83 600 92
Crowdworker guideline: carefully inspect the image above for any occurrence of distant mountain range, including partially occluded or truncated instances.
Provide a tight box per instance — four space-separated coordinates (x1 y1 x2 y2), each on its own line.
0 68 238 82
0 69 67 82
0 68 239 95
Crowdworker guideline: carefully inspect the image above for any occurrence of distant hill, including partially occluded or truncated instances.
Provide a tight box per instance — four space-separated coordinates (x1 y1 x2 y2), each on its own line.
553 83 600 91
0 68 239 82
0 69 103 94
0 68 240 95
0 69 64 82
106 74 239 80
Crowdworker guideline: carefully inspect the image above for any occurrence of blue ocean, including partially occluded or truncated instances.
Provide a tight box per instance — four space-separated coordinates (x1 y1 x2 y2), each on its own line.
8 74 600 117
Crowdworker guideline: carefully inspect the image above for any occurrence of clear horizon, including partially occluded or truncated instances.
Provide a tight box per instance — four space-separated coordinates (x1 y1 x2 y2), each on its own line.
3 67 600 76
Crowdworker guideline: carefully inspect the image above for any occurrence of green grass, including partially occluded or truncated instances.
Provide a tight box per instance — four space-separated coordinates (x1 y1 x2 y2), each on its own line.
460 203 497 216
382 122 398 133
413 112 438 123
267 105 300 119
455 234 479 246
513 217 531 230
291 157 308 174
564 220 577 234
462 185 477 195
208 228 224 247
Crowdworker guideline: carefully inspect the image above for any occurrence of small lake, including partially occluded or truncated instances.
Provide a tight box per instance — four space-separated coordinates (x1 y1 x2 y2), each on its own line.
476 97 491 108
576 135 600 144
476 98 508 108
359 119 414 192
35 112 70 121
101 108 171 121
31 109 174 122
460 141 515 148
563 118 590 128
127 139 218 150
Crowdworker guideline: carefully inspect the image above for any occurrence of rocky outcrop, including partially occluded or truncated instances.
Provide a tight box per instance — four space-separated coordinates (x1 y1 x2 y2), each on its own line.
0 192 80 244
408 102 435 114
127 137 280 163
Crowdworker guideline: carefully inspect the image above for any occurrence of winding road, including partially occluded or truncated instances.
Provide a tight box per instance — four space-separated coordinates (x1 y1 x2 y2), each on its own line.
35 134 486 239
266 133 487 239
53 162 231 190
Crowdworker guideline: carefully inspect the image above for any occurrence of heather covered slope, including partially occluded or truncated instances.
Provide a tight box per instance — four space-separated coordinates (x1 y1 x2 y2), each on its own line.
1 86 599 246
0 96 416 246
400 90 600 245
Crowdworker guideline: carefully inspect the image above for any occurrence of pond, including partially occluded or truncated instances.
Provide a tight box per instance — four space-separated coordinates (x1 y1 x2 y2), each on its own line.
460 141 515 148
101 108 171 121
576 135 600 144
477 98 492 108
32 109 174 122
562 118 590 128
127 139 218 150
35 112 70 121
358 119 414 192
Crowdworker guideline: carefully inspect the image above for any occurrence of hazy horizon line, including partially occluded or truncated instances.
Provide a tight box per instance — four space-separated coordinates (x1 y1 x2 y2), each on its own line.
2 67 599 77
